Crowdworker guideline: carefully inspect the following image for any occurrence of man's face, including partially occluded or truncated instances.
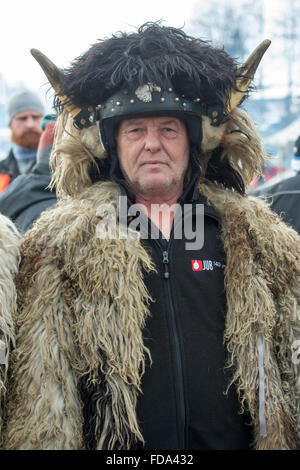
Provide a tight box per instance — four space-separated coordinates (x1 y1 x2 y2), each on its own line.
117 116 190 200
10 110 42 149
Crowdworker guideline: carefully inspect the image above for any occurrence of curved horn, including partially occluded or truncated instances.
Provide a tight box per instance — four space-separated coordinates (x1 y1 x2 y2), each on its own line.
227 39 271 113
30 48 82 119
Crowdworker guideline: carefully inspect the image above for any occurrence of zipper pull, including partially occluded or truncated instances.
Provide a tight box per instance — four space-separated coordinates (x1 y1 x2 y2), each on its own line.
162 251 170 279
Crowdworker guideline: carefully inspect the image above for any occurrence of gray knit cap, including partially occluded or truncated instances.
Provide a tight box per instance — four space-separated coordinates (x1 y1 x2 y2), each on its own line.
6 89 45 124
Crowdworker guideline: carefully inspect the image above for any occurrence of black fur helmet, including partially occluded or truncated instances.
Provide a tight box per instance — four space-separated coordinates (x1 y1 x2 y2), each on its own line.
30 22 270 194
54 22 239 153
31 22 270 147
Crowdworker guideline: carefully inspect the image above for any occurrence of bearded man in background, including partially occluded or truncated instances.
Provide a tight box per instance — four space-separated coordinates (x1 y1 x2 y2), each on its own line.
0 89 44 193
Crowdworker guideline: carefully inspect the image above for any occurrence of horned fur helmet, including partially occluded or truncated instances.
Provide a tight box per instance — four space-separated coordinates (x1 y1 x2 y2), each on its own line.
31 22 270 196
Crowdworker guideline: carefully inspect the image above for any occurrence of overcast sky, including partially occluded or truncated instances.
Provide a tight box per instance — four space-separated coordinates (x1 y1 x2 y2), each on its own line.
0 0 296 108
0 0 198 94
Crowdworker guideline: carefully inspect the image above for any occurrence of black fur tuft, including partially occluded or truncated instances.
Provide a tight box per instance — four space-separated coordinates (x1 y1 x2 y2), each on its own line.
205 147 245 195
56 22 241 112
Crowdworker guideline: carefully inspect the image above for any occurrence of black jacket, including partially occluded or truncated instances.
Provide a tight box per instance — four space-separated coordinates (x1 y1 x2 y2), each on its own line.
0 149 22 191
80 194 253 450
252 171 300 234
0 158 57 233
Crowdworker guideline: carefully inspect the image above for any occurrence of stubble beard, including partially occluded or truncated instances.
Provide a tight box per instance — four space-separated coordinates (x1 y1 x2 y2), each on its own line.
130 173 184 201
11 129 42 149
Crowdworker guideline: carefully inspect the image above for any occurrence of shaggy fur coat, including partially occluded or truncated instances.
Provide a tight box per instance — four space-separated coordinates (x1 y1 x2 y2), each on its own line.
0 214 20 441
2 179 300 450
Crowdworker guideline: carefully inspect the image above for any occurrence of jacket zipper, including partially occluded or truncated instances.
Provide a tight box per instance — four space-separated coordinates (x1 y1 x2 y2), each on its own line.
140 203 219 448
154 237 186 449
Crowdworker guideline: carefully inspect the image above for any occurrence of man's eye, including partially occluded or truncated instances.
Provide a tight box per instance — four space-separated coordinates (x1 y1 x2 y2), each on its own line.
125 128 144 140
127 128 143 135
162 128 177 137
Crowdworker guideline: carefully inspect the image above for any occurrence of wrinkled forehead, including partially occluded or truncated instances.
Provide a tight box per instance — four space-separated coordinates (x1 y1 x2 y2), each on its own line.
12 110 43 120
118 115 186 131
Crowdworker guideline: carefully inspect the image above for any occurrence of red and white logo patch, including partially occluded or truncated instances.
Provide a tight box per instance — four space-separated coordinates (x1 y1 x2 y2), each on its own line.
192 260 203 271
192 259 225 271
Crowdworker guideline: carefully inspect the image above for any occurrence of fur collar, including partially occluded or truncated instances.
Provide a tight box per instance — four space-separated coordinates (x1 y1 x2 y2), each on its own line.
0 214 20 441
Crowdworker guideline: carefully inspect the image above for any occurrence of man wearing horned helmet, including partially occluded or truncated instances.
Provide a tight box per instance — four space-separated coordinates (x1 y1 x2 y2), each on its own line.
2 23 300 450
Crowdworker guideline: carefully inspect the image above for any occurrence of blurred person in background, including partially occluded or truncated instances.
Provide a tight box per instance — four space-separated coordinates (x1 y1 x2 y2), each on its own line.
252 135 300 233
0 89 44 193
0 114 57 233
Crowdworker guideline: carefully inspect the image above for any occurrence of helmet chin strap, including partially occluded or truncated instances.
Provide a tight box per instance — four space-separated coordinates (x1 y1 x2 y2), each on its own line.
178 146 201 203
109 148 137 203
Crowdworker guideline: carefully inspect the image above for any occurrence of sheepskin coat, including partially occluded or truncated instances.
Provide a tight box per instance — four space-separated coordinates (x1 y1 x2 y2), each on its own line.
2 179 300 450
0 214 20 442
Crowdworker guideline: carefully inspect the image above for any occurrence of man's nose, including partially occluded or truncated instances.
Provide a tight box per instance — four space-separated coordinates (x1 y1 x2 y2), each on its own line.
25 117 38 129
144 129 161 152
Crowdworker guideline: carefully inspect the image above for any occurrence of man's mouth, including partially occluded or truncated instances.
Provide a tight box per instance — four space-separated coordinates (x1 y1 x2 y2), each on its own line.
142 161 166 166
